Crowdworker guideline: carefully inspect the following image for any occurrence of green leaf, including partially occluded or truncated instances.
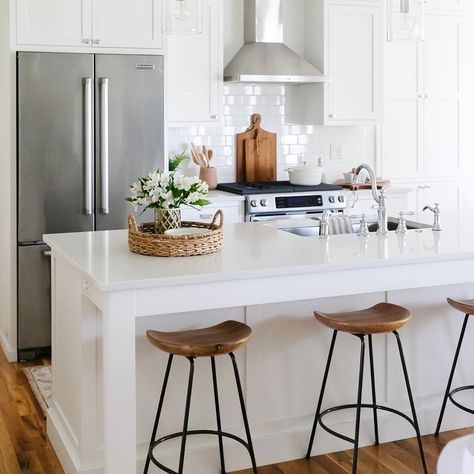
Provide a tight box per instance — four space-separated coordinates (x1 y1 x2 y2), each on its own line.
169 153 189 171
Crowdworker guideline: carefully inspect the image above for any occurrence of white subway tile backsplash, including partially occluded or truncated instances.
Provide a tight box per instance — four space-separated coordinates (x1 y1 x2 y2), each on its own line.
168 84 374 183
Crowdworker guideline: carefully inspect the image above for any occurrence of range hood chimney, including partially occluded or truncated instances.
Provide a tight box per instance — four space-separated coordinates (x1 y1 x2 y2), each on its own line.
224 0 325 84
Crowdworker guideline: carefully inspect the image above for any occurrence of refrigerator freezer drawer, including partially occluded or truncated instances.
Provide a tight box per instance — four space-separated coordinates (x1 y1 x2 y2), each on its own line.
18 245 52 359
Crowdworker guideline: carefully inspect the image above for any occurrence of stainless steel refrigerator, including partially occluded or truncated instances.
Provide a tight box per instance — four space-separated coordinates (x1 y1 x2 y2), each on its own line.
17 52 165 360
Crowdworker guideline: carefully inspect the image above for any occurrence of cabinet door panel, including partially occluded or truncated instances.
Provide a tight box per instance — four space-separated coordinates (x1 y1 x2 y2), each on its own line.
17 0 92 46
168 0 222 124
327 4 383 122
423 17 462 178
384 101 421 178
92 0 163 48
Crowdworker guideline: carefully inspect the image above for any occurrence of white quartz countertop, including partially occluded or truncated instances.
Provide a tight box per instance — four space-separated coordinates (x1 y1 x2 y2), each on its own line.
44 212 474 291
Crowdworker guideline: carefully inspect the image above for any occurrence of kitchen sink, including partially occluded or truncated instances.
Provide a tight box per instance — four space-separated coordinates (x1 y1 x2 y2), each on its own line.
278 216 431 237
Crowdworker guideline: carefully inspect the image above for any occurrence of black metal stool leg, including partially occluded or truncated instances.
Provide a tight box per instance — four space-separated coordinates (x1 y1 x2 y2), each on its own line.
368 335 379 445
352 334 365 474
393 331 428 474
435 314 469 437
306 330 338 459
229 352 258 474
211 356 226 474
144 354 174 474
177 357 195 474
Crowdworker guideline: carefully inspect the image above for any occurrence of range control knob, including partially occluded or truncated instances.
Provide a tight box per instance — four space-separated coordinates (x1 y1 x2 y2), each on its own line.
260 199 269 207
250 200 258 207
328 196 336 203
338 195 345 203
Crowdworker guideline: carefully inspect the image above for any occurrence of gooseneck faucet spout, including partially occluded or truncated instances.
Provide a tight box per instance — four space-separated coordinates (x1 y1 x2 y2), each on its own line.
354 164 388 236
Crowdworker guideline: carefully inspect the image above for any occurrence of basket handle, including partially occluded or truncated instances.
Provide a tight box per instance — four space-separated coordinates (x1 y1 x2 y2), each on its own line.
128 212 139 232
211 209 224 228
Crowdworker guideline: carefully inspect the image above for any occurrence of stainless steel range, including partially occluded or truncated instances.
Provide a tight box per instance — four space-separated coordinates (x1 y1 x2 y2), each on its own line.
216 181 346 221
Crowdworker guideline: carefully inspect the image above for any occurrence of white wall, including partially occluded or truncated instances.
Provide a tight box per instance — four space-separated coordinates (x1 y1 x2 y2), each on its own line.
0 0 17 361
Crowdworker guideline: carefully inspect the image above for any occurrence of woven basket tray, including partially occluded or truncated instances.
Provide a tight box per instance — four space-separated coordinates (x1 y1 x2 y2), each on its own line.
128 210 223 257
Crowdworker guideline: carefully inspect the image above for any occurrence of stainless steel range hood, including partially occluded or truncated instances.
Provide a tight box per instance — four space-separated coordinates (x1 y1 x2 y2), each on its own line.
224 0 325 84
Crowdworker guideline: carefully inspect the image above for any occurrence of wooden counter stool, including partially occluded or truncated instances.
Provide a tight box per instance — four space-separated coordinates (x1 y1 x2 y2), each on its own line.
143 320 258 474
435 298 474 437
306 303 428 474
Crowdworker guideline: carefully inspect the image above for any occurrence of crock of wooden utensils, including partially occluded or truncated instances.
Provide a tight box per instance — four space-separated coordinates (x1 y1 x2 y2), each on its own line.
191 143 217 190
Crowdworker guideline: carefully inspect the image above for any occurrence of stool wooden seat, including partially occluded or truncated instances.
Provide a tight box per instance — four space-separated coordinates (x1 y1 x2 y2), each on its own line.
314 302 411 334
447 297 474 315
146 320 252 358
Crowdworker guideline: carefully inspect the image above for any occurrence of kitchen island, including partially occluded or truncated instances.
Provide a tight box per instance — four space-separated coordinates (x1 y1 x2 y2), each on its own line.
44 213 474 474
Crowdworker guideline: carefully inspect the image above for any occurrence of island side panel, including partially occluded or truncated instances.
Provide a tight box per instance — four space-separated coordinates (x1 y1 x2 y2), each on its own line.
102 290 138 474
47 255 102 473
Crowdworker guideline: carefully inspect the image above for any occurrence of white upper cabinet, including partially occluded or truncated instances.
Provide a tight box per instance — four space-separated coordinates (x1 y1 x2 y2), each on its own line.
16 0 163 49
91 0 163 49
167 0 223 125
383 14 469 181
423 16 462 178
326 3 383 124
16 0 92 46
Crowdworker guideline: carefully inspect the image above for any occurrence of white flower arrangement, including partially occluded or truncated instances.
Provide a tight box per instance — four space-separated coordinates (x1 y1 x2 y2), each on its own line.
127 170 210 211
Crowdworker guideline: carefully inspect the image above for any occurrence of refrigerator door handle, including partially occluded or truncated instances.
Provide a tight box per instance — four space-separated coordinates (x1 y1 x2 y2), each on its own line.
83 77 93 216
99 77 110 214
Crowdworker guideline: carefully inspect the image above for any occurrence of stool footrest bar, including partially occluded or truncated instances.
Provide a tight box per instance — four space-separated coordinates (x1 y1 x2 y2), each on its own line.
448 385 474 415
318 403 417 445
149 429 252 473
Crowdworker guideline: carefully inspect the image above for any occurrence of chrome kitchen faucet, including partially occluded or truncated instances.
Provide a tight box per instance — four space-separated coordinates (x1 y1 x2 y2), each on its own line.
354 164 388 237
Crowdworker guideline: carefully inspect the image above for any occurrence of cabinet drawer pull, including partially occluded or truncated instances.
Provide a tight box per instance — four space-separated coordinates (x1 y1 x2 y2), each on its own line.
200 213 213 219
92 39 101 45
328 114 336 118
210 114 218 120
82 38 91 44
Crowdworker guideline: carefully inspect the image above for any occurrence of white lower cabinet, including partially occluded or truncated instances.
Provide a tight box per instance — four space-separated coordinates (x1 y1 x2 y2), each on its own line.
345 188 411 217
180 201 244 224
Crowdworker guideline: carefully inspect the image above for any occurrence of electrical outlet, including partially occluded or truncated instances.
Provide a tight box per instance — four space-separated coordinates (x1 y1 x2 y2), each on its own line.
82 278 90 296
330 144 344 160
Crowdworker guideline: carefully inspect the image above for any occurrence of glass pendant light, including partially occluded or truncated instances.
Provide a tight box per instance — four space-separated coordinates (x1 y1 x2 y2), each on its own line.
164 0 202 34
387 0 424 42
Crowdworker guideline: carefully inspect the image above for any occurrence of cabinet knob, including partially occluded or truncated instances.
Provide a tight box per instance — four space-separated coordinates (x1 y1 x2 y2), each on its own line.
424 94 429 99
82 38 91 44
328 114 336 118
210 114 218 120
92 39 101 45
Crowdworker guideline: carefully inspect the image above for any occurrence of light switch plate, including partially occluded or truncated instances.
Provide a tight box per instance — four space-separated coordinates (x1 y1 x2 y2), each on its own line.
330 144 344 160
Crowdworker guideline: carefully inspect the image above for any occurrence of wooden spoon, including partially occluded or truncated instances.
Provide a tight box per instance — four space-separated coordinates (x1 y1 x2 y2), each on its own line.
207 149 213 163
190 143 206 168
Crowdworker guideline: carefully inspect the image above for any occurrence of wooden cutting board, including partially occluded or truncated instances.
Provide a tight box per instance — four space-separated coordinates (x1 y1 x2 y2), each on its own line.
237 114 277 182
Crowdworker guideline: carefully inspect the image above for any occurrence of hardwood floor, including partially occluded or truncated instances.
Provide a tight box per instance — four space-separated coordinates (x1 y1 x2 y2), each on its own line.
0 349 63 473
232 427 474 474
0 345 472 473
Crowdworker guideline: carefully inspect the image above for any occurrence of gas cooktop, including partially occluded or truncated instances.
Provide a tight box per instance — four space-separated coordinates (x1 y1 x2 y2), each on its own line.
217 181 343 195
